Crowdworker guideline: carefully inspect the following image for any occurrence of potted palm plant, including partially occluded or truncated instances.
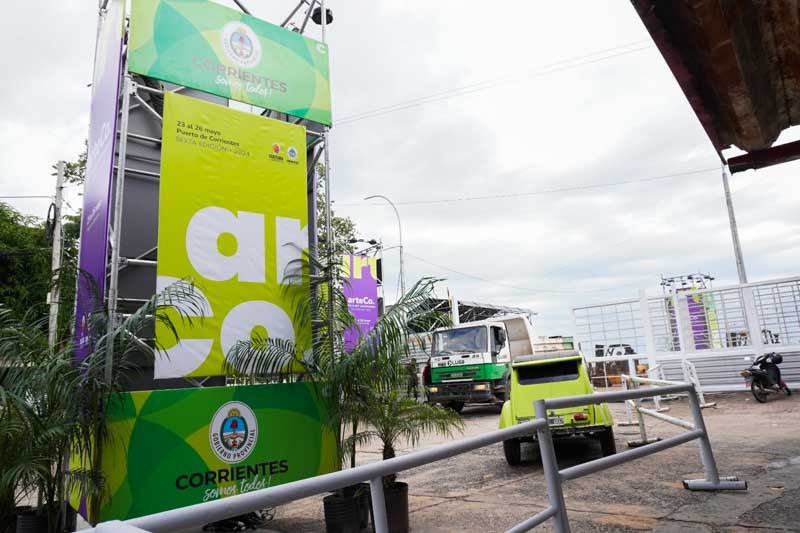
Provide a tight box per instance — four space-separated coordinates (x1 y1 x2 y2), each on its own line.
0 280 203 532
224 256 371 532
223 254 456 533
342 281 463 533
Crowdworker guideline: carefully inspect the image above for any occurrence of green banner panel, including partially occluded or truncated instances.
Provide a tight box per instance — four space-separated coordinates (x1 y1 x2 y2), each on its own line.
155 92 309 378
81 382 336 521
129 0 331 125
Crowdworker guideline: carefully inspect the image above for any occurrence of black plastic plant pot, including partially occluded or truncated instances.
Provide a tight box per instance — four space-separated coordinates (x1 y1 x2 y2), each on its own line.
62 505 78 532
15 509 48 533
384 481 409 533
323 484 371 533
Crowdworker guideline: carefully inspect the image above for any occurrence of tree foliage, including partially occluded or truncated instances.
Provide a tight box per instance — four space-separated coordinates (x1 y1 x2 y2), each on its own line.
53 141 87 186
0 202 52 319
0 202 80 344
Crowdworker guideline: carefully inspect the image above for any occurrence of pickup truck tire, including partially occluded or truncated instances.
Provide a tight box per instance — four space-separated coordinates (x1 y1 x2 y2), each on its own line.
446 401 464 414
599 427 616 456
503 438 522 465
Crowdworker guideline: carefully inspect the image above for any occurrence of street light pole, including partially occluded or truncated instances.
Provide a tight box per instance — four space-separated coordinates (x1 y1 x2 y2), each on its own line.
48 161 65 347
364 194 405 296
721 165 748 284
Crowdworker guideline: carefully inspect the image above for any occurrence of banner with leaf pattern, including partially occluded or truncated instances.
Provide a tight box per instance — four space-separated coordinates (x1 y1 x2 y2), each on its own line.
129 0 331 125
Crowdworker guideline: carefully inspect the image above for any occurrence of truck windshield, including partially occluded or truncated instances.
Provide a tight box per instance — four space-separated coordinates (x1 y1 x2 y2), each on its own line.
433 326 487 355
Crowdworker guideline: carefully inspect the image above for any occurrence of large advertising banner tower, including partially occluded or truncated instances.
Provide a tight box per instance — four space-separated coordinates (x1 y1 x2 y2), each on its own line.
155 93 310 378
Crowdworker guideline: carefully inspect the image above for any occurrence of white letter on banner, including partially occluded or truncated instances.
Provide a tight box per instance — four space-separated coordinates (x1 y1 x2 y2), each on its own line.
186 207 265 283
275 217 308 285
220 301 295 371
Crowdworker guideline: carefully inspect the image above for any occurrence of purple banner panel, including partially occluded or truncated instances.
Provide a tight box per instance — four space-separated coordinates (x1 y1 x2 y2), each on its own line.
342 254 379 352
74 0 125 362
685 292 710 350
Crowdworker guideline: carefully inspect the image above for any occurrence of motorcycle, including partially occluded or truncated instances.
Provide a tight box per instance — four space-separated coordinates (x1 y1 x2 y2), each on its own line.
741 352 792 403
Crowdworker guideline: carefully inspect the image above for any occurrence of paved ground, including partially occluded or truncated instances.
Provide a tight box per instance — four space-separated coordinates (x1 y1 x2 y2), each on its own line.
78 391 799 532
265 392 800 532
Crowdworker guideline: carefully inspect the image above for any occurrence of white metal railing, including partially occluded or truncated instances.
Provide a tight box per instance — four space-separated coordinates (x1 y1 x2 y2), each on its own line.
87 383 745 533
572 275 800 391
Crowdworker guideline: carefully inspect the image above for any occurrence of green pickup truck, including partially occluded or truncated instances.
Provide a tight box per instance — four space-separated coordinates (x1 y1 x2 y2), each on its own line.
499 350 616 465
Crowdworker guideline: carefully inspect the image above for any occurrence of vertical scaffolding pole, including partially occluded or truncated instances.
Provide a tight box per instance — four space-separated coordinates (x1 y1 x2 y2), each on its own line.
106 72 132 381
320 0 335 364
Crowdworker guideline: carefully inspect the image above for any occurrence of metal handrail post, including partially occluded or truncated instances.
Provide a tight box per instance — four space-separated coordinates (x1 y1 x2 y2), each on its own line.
687 387 718 483
682 387 747 490
534 400 571 533
619 376 638 426
369 477 388 533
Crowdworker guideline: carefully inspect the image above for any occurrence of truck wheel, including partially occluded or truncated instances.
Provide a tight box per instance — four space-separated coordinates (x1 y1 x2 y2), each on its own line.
503 438 522 465
446 401 464 414
599 427 616 457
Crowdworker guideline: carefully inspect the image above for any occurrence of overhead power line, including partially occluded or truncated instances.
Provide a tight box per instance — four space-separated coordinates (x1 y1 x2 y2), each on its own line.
404 251 576 294
340 167 720 207
0 195 53 199
404 251 638 296
336 40 654 126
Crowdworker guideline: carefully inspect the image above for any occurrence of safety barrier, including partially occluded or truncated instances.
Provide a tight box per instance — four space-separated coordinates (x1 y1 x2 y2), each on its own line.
681 359 716 407
88 383 745 533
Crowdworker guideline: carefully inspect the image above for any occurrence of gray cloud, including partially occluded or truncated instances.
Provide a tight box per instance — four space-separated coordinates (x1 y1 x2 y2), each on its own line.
1 0 797 337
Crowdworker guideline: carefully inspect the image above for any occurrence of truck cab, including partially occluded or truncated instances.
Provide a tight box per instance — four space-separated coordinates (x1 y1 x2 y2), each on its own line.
426 315 534 412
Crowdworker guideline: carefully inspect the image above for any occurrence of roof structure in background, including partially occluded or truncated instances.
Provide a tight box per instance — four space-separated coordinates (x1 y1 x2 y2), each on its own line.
430 298 536 323
632 0 800 172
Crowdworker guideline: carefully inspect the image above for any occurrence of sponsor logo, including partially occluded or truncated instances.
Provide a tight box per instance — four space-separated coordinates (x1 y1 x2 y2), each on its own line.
272 143 282 155
209 401 258 463
287 146 298 160
347 296 375 306
221 22 262 69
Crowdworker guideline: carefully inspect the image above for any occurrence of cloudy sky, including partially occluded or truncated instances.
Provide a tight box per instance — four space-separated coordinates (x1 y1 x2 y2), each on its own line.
1 1 798 335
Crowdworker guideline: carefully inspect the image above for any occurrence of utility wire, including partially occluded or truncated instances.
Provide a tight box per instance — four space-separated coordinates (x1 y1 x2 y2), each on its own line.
0 195 53 199
404 251 574 294
405 251 650 296
340 167 720 207
336 41 654 126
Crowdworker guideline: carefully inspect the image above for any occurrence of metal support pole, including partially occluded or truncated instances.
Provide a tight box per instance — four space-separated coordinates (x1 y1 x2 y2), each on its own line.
534 400 571 533
742 286 764 353
722 166 748 284
369 477 388 533
639 288 658 369
619 378 638 426
687 387 718 483
107 72 132 381
281 0 307 27
672 292 690 354
232 0 251 15
48 161 65 347
299 0 317 34
320 0 335 366
683 387 747 490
